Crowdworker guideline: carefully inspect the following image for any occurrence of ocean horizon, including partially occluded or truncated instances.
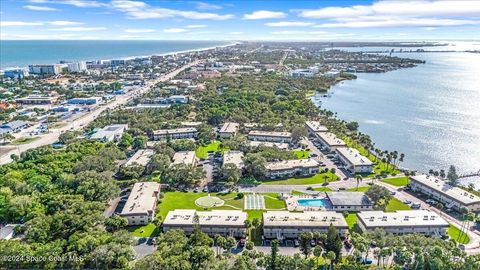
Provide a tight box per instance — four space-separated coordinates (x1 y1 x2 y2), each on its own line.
0 40 233 69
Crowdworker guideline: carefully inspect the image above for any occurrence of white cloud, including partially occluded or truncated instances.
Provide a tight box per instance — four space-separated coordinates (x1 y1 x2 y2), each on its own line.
422 27 437 31
265 21 314 27
49 20 83 26
29 0 106 8
243 10 287 20
50 26 107 31
163 28 188 33
186 24 207 28
24 5 59 11
111 0 233 20
315 18 478 28
271 30 308 35
228 31 243 35
125 28 155 33
194 1 222 10
0 21 44 26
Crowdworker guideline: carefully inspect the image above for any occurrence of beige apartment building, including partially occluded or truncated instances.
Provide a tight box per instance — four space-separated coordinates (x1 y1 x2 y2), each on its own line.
120 182 161 225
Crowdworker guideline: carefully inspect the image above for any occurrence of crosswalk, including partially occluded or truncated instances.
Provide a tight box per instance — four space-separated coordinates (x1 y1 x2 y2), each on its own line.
245 194 266 210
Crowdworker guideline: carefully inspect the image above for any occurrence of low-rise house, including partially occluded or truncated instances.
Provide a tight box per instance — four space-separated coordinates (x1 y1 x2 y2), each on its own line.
119 182 161 225
335 147 373 174
163 209 247 237
265 158 319 179
172 151 197 167
248 130 292 143
326 192 373 211
263 211 348 240
305 121 328 135
223 151 244 169
219 122 239 138
152 127 198 141
0 224 19 240
124 149 154 167
409 175 480 212
315 132 346 152
357 210 449 236
90 124 128 142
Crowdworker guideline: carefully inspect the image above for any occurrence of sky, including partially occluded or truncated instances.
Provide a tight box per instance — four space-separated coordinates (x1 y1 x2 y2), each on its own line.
0 0 479 41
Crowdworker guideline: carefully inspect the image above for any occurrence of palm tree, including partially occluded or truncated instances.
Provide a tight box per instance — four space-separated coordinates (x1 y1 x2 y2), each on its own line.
355 175 363 190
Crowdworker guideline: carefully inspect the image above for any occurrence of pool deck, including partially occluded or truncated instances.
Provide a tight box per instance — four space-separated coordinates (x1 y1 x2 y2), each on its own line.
285 194 332 211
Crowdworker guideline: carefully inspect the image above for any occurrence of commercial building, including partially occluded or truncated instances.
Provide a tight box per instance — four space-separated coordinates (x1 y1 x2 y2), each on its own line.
4 68 29 79
172 151 197 167
409 175 480 212
326 192 373 211
223 151 244 169
16 95 59 105
124 149 154 167
90 124 128 142
219 122 240 138
28 64 63 75
0 120 29 133
67 61 88 73
335 147 373 174
265 158 319 179
263 211 348 240
305 121 328 135
119 182 161 225
315 132 346 152
357 210 449 236
152 127 198 141
163 209 247 237
248 130 292 143
67 97 102 105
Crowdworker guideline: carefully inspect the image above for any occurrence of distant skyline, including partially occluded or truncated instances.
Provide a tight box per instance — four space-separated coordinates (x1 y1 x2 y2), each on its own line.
1 0 479 41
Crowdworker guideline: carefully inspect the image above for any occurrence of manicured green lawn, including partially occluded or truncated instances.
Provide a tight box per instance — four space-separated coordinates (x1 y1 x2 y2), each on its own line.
345 213 358 230
128 223 159 238
262 193 286 209
347 186 371 192
293 150 309 159
381 176 409 187
386 198 411 212
262 172 339 185
291 190 307 195
195 141 229 159
313 187 333 192
448 225 470 244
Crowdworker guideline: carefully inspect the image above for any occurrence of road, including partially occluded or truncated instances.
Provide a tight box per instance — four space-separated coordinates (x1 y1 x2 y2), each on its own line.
0 60 201 165
302 137 348 180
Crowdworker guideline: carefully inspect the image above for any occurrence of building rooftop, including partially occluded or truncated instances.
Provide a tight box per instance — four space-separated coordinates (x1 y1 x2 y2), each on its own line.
181 121 203 127
358 210 449 228
248 141 289 149
153 127 197 135
316 132 346 147
266 158 319 171
90 124 128 140
326 192 372 206
263 211 348 228
305 121 328 132
219 122 240 134
125 149 154 167
410 175 480 205
0 120 28 130
172 151 197 166
336 147 373 166
223 151 244 168
120 182 160 216
249 130 292 138
163 209 247 227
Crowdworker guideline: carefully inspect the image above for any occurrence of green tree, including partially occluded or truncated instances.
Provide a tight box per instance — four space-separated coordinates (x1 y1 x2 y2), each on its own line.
105 215 128 232
447 165 459 186
299 231 313 258
270 239 279 270
365 184 392 210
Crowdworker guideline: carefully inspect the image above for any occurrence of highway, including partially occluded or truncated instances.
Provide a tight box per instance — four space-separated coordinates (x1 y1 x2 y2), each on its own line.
0 60 201 165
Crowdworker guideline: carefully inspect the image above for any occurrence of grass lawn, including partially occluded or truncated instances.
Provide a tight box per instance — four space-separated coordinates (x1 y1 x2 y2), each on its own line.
347 186 371 192
448 225 470 244
262 172 339 185
385 198 411 212
262 193 286 209
381 176 409 187
293 150 309 159
128 223 159 238
11 137 39 145
195 141 229 159
345 213 358 230
313 187 333 192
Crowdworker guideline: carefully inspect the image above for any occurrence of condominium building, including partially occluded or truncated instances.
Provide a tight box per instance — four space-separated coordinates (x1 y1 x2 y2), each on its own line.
152 127 198 141
265 158 319 179
263 211 348 240
248 130 292 143
335 147 373 174
357 210 449 236
223 151 244 169
124 149 154 167
409 175 480 212
120 182 161 225
219 122 240 138
248 141 289 150
67 61 87 73
305 121 328 135
90 124 128 142
315 132 347 152
28 64 63 75
326 192 373 211
163 209 247 237
172 151 197 167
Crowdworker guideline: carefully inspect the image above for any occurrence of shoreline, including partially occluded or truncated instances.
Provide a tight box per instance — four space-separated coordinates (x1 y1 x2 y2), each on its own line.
0 41 240 71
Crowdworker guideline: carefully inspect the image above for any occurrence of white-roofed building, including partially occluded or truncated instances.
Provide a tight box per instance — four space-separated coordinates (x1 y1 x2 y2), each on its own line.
152 127 198 141
409 175 480 212
219 122 240 138
305 121 328 135
119 182 161 225
90 124 128 142
315 132 346 152
172 151 197 167
265 158 319 179
223 151 244 169
124 149 154 167
248 130 292 143
248 141 290 150
357 210 449 236
335 147 373 174
263 211 348 240
163 209 247 237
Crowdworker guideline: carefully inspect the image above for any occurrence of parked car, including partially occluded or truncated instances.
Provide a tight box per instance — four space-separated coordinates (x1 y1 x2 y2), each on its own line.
310 239 316 247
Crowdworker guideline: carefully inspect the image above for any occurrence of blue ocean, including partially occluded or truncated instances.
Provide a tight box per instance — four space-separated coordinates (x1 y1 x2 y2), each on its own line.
0 40 231 69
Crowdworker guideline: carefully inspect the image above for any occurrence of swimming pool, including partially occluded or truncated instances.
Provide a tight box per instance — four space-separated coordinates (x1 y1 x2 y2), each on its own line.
297 198 331 207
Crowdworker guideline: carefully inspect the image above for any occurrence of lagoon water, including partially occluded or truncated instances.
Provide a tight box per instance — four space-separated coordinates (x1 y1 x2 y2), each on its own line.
0 40 230 69
315 50 480 187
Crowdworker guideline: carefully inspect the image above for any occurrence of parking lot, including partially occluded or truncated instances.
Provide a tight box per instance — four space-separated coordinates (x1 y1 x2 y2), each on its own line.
302 137 349 180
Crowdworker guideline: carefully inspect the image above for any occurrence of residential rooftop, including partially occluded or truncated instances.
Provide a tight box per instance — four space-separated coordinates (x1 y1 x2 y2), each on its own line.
153 127 197 135
249 130 292 138
265 158 319 171
305 121 328 132
125 149 154 167
90 124 128 140
248 141 289 149
223 151 244 168
336 147 373 166
172 151 197 166
326 192 372 206
263 211 348 228
316 132 346 147
219 122 240 134
163 209 247 227
410 175 480 205
120 182 160 216
357 210 449 228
